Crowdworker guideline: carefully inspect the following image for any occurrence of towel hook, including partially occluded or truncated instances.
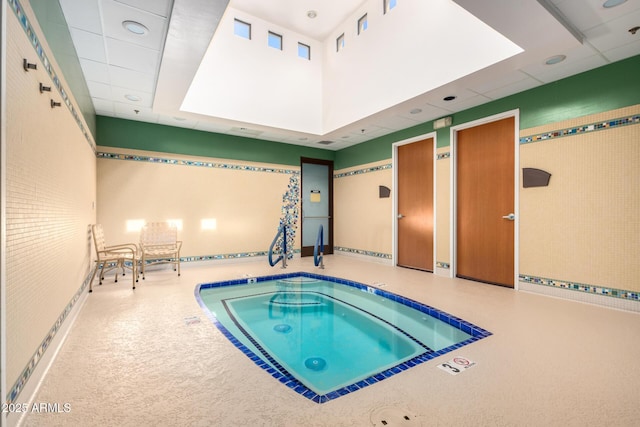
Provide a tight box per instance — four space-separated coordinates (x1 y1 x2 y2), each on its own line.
23 58 37 71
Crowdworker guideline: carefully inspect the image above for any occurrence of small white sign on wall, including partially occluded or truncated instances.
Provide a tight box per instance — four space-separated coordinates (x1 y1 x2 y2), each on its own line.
437 356 476 375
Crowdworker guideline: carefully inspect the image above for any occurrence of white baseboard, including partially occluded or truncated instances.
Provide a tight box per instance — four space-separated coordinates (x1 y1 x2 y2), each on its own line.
519 280 640 313
333 250 394 265
6 283 89 427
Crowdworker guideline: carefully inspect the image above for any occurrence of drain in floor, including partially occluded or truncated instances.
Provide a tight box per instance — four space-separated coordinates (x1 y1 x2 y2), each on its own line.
370 406 419 426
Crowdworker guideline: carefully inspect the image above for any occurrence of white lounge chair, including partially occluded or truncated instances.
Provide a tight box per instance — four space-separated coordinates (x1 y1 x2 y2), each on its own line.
139 222 182 279
90 224 138 292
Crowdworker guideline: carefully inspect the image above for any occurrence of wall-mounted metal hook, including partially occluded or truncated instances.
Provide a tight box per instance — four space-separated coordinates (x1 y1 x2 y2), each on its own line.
50 100 62 108
23 59 37 71
39 83 51 93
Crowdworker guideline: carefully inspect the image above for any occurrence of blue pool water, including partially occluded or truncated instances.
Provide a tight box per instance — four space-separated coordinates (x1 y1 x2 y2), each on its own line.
196 273 491 403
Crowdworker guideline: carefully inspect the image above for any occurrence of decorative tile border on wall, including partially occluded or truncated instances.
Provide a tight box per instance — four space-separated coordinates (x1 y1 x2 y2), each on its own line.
334 246 392 260
520 114 640 145
181 249 301 262
519 274 639 301
436 261 450 269
334 163 392 179
436 152 451 160
6 271 92 406
97 152 298 174
8 0 95 151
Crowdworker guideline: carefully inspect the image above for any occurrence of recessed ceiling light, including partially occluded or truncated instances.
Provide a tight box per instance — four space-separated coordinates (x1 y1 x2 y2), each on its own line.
341 135 350 139
122 20 149 35
443 95 456 101
173 117 187 121
124 94 141 102
410 108 422 114
545 54 566 65
603 0 627 8
307 10 317 19
298 137 308 141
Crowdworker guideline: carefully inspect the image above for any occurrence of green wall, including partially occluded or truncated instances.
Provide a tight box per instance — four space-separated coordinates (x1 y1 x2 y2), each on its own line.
30 0 96 138
97 55 640 169
97 116 334 166
335 54 640 169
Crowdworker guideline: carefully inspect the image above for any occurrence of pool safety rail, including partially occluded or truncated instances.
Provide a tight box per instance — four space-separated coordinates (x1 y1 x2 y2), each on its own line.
268 224 288 268
314 224 324 269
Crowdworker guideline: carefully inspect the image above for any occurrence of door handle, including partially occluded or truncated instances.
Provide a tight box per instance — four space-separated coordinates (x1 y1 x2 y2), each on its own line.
501 213 515 221
397 214 405 219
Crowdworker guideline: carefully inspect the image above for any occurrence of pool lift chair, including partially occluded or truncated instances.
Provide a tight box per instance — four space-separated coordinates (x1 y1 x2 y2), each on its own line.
90 224 139 292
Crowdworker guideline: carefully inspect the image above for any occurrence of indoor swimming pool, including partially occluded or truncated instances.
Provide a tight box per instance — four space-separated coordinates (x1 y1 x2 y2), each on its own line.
195 273 491 403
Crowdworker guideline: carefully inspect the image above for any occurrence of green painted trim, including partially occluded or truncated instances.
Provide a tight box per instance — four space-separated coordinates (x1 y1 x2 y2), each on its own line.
97 55 640 169
29 0 96 139
96 116 334 166
334 55 640 169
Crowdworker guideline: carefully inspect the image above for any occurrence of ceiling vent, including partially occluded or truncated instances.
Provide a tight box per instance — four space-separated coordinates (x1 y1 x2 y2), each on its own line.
318 140 335 145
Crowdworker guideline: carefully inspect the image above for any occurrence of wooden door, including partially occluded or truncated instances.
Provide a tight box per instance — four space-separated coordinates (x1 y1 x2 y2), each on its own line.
397 138 434 271
456 117 514 287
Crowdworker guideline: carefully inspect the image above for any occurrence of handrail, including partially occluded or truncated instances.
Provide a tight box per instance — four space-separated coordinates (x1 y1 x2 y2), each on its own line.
268 224 287 268
313 224 324 269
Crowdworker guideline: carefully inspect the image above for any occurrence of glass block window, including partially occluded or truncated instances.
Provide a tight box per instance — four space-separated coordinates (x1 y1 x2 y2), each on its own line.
336 33 345 52
298 43 311 60
268 31 282 50
358 14 368 34
384 0 397 14
234 19 251 39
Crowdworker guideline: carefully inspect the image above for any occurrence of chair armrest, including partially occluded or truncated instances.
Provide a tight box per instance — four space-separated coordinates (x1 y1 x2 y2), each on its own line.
103 244 137 255
140 243 179 250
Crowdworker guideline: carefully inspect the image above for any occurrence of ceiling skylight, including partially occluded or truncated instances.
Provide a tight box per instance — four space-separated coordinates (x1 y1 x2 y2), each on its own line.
180 0 523 136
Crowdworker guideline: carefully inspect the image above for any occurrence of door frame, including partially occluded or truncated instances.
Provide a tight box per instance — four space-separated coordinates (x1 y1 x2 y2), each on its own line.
450 109 520 289
300 157 334 257
392 132 437 267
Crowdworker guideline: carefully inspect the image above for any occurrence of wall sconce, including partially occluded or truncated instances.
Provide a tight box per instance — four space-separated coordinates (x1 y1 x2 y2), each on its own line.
523 168 551 188
39 83 51 93
201 218 217 231
126 219 146 233
50 100 61 108
23 59 37 71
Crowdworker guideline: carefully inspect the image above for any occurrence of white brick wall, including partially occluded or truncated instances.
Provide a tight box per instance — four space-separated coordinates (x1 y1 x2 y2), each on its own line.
4 5 96 392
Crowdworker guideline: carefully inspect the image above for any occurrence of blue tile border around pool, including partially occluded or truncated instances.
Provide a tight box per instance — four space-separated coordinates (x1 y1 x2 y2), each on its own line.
195 272 492 403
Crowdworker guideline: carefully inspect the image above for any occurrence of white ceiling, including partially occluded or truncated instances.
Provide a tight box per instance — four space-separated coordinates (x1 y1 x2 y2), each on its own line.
59 0 640 150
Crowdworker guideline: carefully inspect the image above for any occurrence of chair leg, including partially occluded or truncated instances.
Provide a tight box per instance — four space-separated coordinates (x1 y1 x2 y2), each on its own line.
132 259 137 290
89 261 100 293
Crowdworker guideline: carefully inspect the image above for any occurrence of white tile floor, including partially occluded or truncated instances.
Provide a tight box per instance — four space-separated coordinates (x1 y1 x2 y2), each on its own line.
21 255 640 426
